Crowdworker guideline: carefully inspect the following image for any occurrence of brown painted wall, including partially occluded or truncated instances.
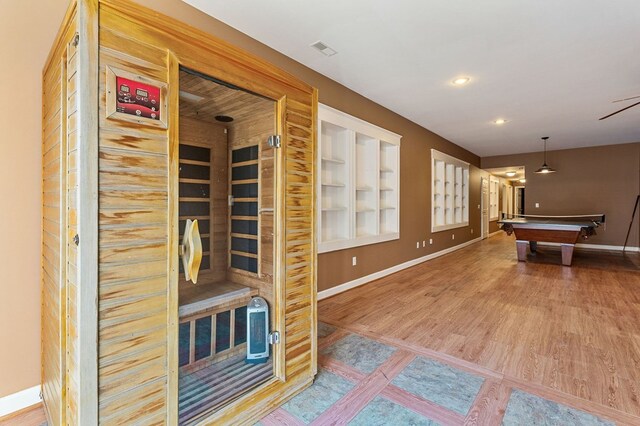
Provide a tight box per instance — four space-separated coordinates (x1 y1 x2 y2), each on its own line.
1 0 481 397
489 220 500 234
0 0 70 399
482 142 640 247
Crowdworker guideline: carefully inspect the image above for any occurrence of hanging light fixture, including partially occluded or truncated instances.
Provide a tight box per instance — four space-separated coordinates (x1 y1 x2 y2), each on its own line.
534 136 556 174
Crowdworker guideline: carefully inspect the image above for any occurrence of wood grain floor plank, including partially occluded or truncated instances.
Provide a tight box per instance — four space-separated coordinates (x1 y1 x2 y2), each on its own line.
261 408 305 426
318 355 368 383
319 233 640 421
381 385 466 425
0 404 46 426
463 380 511 426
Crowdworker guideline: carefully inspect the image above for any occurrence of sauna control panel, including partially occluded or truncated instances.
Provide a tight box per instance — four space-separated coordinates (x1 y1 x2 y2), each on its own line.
115 76 161 120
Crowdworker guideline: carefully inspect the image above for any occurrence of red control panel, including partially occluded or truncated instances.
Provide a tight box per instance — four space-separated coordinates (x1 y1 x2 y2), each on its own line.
116 77 161 120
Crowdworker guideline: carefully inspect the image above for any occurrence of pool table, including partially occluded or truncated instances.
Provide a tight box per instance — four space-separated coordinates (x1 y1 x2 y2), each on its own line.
498 215 604 266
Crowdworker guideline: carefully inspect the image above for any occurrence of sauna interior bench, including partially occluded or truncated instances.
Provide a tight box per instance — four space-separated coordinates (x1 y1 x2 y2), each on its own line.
179 281 258 319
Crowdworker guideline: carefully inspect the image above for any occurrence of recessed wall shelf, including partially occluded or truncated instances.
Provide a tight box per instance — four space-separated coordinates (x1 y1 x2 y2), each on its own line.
318 104 401 253
489 176 500 220
431 149 469 233
322 157 345 164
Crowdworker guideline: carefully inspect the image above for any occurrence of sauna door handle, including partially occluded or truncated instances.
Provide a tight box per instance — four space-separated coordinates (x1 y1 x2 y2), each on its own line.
181 219 203 284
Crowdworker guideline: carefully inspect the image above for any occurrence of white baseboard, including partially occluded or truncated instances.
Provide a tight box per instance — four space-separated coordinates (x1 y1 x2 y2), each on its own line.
318 237 482 300
0 385 42 418
537 242 640 252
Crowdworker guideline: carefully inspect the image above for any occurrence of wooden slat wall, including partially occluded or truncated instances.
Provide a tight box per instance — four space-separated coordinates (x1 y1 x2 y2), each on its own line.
96 26 170 424
41 10 77 424
41 56 65 425
178 116 228 285
227 109 275 303
65 33 81 426
41 2 77 425
281 98 316 381
41 56 63 424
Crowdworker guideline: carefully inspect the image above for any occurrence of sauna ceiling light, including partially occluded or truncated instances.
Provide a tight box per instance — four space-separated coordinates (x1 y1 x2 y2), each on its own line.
505 171 516 177
179 90 205 102
311 41 337 56
215 115 234 123
452 77 470 85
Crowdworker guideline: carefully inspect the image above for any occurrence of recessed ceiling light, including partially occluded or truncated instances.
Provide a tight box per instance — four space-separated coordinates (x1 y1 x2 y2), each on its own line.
215 115 234 123
494 118 507 125
505 171 516 177
519 179 526 183
452 77 470 85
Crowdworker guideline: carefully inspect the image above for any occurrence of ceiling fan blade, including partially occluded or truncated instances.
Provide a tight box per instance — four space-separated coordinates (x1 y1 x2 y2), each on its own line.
599 100 640 120
612 95 640 103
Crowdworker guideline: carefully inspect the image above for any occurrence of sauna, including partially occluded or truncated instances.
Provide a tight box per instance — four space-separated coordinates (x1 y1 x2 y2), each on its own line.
40 0 317 424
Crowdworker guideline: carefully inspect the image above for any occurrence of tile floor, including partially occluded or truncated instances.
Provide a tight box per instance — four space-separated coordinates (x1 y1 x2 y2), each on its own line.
259 322 618 426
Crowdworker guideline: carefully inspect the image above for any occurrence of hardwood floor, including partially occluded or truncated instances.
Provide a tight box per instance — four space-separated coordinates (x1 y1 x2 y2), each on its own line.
319 233 640 423
4 234 639 424
0 404 45 426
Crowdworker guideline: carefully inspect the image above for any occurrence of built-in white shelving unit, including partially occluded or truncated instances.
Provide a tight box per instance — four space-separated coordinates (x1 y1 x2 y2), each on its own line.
431 149 469 232
489 176 500 220
318 104 401 253
320 121 350 243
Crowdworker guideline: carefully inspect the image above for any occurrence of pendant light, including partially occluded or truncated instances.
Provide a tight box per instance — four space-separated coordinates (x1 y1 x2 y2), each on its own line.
534 136 556 174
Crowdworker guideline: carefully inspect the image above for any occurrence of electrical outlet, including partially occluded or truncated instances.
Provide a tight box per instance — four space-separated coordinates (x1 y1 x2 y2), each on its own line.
352 256 357 266
452 234 455 240
416 242 420 248
429 239 433 245
478 204 481 209
471 228 474 234
535 203 540 208
422 240 426 247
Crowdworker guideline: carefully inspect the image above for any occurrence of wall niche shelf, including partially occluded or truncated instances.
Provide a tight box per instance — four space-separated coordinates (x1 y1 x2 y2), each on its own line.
431 149 469 233
318 104 401 253
489 176 500 221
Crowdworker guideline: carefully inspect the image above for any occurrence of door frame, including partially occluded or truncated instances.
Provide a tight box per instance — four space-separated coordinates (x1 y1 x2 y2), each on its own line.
514 185 525 216
170 60 288 421
480 177 489 239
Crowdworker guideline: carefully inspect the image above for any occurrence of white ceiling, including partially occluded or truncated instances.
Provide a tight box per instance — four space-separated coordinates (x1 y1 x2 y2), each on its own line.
183 0 640 157
484 167 526 182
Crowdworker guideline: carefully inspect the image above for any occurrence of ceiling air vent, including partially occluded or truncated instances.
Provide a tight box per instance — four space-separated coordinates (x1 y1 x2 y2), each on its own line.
311 41 337 57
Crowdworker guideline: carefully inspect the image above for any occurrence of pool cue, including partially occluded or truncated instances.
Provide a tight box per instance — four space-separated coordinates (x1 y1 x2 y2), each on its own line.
622 194 640 252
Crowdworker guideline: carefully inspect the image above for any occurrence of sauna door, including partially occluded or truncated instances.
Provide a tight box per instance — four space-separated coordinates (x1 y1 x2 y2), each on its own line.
176 68 279 424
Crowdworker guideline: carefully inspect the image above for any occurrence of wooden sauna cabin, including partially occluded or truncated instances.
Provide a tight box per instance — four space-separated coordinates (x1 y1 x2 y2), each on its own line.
40 0 317 424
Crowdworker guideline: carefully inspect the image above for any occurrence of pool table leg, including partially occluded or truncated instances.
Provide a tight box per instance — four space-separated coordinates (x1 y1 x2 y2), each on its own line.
516 240 528 261
529 241 537 253
561 244 574 266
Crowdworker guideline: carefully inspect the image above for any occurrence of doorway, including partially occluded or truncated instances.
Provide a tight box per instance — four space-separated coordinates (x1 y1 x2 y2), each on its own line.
515 186 525 216
176 68 277 424
481 177 489 239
